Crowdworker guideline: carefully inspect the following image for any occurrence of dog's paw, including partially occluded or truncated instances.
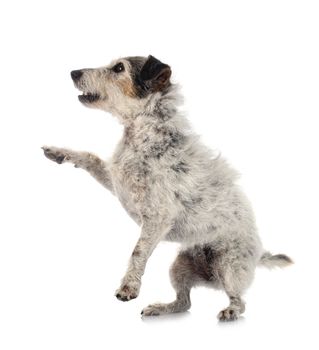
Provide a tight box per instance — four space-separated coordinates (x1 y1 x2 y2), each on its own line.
42 146 69 164
217 307 240 322
115 284 139 302
141 303 165 316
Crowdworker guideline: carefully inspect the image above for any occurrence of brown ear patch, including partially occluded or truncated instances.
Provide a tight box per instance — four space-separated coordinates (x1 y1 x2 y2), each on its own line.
116 77 138 98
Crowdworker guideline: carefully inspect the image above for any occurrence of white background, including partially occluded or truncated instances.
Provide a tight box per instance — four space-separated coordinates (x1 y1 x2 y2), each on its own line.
0 0 318 349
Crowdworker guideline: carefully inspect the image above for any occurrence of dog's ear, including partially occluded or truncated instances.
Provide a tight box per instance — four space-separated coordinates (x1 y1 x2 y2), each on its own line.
140 55 171 92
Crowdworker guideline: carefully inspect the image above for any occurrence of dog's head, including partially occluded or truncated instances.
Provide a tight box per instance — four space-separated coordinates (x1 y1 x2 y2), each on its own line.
70 55 171 118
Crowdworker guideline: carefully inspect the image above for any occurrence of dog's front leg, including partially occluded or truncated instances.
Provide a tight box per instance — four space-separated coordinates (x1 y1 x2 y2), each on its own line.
42 146 113 192
115 217 171 302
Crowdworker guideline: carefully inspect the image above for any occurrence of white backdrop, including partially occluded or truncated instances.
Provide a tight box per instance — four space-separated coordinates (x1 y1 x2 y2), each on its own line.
0 1 318 349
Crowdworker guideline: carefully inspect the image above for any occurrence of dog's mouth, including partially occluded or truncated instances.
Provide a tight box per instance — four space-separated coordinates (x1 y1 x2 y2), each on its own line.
71 70 102 104
78 92 101 103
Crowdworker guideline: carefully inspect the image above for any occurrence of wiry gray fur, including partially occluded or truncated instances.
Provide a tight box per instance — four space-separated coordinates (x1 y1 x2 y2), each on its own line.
43 55 293 321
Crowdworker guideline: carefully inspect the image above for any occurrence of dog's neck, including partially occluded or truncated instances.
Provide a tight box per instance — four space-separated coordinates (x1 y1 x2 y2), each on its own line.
119 85 193 152
112 84 183 126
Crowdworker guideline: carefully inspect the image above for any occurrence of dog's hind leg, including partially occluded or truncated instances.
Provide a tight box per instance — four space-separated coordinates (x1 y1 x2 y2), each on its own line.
217 294 246 322
217 255 254 322
141 247 211 316
42 146 113 192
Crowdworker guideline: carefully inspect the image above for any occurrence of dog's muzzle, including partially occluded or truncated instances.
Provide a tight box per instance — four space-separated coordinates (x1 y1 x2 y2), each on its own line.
71 69 101 104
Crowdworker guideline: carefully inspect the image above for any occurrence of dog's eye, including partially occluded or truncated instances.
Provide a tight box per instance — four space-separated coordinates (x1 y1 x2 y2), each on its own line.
112 62 125 73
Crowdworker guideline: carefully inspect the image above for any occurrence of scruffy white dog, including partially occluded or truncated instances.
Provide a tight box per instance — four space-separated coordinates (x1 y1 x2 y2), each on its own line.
43 55 292 321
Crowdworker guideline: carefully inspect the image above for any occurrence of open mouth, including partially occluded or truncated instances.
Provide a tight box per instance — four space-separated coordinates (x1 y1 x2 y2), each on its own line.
71 70 102 104
78 92 100 103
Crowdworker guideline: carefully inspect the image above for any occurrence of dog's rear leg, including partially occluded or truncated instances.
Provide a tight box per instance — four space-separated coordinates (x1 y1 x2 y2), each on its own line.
42 146 113 192
217 294 245 322
217 264 251 322
141 250 200 316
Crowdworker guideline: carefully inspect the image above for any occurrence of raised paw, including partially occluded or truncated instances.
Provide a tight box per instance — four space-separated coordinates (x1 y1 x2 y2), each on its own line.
42 146 69 164
115 284 139 302
217 307 240 322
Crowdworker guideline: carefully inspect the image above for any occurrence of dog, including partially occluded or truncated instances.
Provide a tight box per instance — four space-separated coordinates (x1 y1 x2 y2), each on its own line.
43 55 293 321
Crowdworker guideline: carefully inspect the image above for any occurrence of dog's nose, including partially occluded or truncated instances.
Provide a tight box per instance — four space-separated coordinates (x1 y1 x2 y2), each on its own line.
71 70 83 81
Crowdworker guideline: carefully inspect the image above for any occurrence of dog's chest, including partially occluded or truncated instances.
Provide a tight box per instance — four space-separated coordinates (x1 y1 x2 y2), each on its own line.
110 145 151 209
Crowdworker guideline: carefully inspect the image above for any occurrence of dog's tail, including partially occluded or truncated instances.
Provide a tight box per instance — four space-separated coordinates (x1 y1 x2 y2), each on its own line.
258 251 294 269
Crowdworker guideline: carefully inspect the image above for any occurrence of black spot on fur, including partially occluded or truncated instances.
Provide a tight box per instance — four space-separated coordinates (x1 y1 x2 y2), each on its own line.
170 131 184 145
140 161 150 176
149 131 185 159
171 161 189 173
203 245 215 264
174 191 180 199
